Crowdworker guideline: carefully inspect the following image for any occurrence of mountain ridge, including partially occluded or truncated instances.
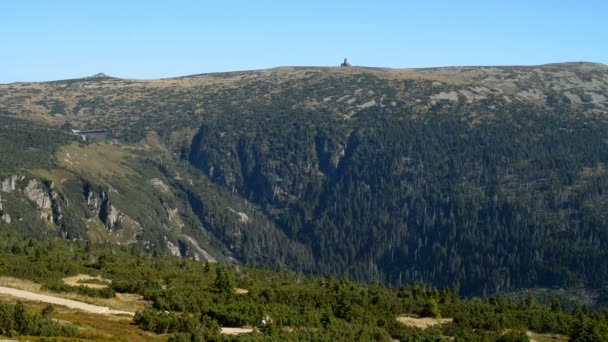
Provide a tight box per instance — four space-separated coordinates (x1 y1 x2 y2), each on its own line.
1 61 608 295
2 61 606 85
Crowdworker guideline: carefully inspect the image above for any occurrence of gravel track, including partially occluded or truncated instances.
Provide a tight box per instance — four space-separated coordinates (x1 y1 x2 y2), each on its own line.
0 285 134 316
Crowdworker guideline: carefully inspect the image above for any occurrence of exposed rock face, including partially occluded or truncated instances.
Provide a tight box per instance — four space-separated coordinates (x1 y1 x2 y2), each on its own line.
0 176 18 192
24 180 51 209
150 178 169 192
227 207 250 223
23 179 54 223
163 205 185 229
165 238 181 257
86 188 100 210
83 184 122 230
167 207 178 222
183 235 217 263
50 190 63 227
0 194 7 224
1 176 58 225
0 175 138 243
107 204 120 228
98 190 122 230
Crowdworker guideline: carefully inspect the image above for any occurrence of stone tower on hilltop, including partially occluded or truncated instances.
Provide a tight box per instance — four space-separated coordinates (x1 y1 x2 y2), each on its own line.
340 58 351 67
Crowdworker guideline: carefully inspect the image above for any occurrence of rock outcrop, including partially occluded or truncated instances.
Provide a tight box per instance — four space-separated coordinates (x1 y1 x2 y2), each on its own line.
0 176 18 192
0 177 64 226
105 203 121 229
0 194 8 224
85 185 123 230
165 237 181 257
23 179 54 223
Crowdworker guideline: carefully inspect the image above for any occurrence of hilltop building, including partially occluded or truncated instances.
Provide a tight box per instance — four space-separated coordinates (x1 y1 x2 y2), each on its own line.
340 58 351 67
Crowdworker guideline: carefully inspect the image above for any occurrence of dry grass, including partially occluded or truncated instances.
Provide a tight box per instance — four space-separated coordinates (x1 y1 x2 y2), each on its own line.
62 274 111 289
396 315 453 330
526 331 568 342
0 280 254 340
29 169 74 191
144 130 169 152
379 68 468 85
57 142 138 179
0 276 151 312
0 277 43 292
56 310 165 342
221 327 254 335
0 295 165 341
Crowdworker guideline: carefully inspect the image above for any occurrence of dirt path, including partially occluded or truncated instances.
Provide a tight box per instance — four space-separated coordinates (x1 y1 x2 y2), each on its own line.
0 285 254 335
0 285 134 316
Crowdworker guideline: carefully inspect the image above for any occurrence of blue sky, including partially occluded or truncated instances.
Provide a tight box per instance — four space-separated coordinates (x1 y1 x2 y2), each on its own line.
1 0 606 83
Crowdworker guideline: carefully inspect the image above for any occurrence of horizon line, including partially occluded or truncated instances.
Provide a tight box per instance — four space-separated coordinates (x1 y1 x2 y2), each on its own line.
1 60 606 85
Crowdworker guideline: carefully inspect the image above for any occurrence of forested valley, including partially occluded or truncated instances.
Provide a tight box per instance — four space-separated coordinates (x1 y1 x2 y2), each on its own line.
1 63 608 340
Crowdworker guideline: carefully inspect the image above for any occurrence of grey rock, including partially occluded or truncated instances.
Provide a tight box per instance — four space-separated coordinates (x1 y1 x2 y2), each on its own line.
0 175 17 192
23 179 54 222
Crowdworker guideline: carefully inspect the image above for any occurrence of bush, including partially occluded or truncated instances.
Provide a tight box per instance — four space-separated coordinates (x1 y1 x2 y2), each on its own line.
42 279 115 298
420 298 441 318
0 301 76 338
41 304 54 318
497 330 529 342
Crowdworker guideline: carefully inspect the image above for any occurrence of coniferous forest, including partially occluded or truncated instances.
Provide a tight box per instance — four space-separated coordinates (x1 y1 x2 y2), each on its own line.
1 63 608 339
189 81 608 295
1 232 608 341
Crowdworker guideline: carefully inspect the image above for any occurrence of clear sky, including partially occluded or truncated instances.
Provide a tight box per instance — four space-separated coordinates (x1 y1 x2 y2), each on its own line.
1 0 606 83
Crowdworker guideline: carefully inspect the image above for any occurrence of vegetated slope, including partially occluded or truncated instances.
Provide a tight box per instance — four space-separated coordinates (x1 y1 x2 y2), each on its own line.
2 63 608 295
0 115 308 268
1 233 606 341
